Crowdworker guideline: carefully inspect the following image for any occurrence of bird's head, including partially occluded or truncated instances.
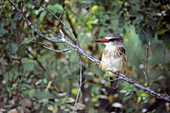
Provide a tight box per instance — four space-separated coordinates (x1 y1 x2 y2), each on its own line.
94 34 124 47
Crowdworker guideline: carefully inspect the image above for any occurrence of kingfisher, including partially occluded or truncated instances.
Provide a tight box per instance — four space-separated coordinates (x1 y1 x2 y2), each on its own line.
94 34 127 88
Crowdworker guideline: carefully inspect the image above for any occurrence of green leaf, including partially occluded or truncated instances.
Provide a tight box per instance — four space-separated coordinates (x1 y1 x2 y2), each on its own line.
91 5 98 10
14 12 22 21
103 71 109 78
24 89 35 96
139 30 146 43
65 0 71 5
22 58 35 71
91 86 100 95
64 97 75 103
36 7 44 15
117 0 123 4
6 43 18 53
35 79 47 85
158 29 168 35
91 96 98 102
138 90 148 97
126 108 132 113
162 32 170 50
40 11 47 22
121 85 136 93
72 88 78 95
55 98 60 102
139 27 153 44
82 56 88 62
53 4 64 13
137 96 141 103
47 4 63 14
105 82 110 87
11 21 16 30
0 26 6 37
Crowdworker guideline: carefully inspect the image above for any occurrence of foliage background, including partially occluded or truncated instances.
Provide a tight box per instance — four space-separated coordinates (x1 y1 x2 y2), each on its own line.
0 0 170 112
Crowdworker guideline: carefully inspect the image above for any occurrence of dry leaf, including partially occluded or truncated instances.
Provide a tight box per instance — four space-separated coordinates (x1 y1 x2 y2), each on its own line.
20 98 32 108
48 105 58 113
108 95 115 102
77 103 85 109
165 102 170 111
65 97 75 103
45 81 52 93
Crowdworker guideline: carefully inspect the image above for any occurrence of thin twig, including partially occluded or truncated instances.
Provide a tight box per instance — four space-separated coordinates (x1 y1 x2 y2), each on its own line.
61 27 75 43
59 3 67 19
109 77 122 82
8 0 170 102
48 30 63 39
66 13 78 38
49 28 75 44
162 47 166 64
26 49 62 92
142 30 149 87
82 79 87 85
21 0 23 11
73 54 83 113
167 4 170 10
108 69 170 102
31 40 50 47
9 0 100 65
144 44 149 87
34 0 80 46
44 45 75 53
8 0 64 43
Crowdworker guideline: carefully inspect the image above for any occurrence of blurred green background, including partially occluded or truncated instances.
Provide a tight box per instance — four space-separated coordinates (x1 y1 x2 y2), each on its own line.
0 0 170 113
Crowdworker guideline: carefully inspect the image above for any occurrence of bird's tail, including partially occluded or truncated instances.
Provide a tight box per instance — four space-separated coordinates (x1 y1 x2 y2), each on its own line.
110 76 119 89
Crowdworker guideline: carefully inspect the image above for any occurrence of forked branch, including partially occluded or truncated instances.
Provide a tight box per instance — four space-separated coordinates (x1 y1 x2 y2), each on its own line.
8 1 170 109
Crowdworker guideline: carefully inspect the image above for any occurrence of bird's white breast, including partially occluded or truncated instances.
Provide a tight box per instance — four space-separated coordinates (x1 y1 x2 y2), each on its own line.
100 45 125 72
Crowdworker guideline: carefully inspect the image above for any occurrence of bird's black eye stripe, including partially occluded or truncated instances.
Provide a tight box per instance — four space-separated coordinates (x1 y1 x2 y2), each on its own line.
108 38 122 41
108 39 116 41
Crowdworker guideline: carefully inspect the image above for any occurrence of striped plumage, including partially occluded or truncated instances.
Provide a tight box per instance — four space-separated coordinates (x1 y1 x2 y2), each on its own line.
95 34 127 88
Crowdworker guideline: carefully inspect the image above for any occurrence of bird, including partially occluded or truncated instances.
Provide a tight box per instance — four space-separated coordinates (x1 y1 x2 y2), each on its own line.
94 34 127 89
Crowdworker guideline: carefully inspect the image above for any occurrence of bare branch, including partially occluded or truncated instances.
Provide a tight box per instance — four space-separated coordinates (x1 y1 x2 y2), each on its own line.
66 13 78 38
8 0 64 44
109 77 122 82
43 45 75 53
59 3 67 19
8 0 170 102
143 30 149 87
108 69 170 102
143 44 149 87
162 47 166 64
31 40 50 47
8 0 100 65
73 55 83 113
48 30 63 39
26 49 62 92
34 0 80 46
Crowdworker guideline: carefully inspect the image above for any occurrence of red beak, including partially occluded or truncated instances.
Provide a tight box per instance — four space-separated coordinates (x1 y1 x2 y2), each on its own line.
94 38 109 43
